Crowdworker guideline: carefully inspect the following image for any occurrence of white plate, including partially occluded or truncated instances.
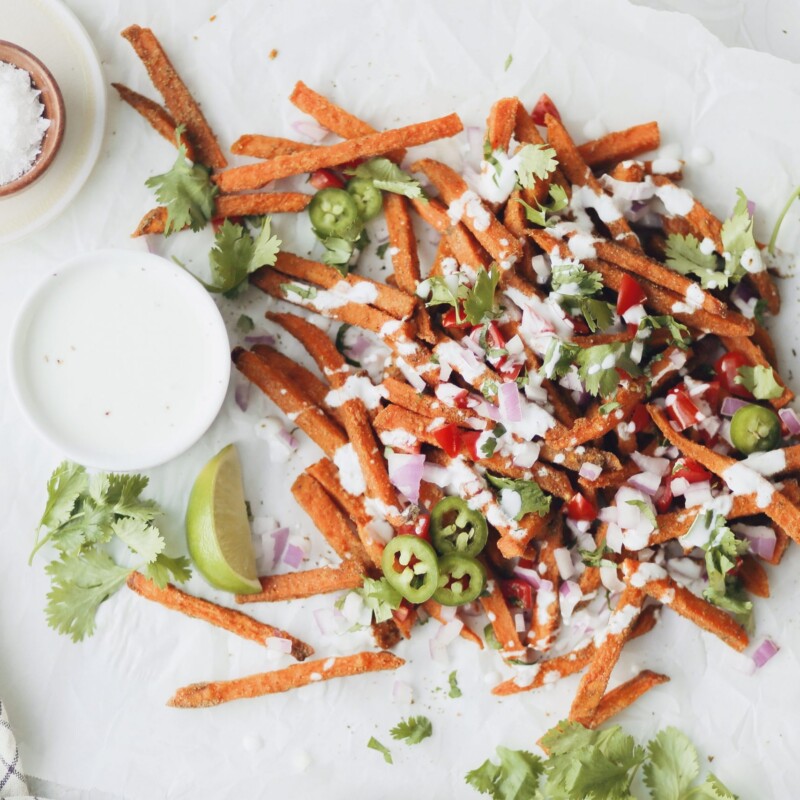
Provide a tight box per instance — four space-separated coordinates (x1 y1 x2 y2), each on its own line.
0 0 106 244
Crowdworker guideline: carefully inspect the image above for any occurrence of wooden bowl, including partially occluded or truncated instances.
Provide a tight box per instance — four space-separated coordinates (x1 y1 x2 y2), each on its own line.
0 40 66 198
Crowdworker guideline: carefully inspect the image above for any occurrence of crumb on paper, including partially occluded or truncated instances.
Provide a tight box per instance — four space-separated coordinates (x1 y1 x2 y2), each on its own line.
269 48 279 60
209 14 217 22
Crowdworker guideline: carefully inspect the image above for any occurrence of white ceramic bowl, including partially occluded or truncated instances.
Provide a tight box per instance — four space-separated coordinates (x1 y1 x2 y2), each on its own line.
10 249 231 471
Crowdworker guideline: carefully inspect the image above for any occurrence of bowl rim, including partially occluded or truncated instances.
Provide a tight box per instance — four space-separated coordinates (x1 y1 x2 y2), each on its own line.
8 249 232 472
0 39 66 198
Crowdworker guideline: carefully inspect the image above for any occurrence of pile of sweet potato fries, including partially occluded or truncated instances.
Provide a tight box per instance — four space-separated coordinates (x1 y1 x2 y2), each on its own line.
116 25 799 724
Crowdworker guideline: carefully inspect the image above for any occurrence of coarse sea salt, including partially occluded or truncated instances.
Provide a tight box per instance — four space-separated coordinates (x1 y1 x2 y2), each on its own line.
0 61 50 185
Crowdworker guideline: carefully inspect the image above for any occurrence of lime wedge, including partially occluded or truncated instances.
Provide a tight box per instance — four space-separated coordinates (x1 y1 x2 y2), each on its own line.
185 444 261 594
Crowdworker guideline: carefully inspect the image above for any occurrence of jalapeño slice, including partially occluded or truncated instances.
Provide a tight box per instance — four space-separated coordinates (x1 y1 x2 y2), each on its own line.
381 534 439 603
346 177 383 221
308 188 362 239
433 554 486 606
730 404 781 455
430 496 488 558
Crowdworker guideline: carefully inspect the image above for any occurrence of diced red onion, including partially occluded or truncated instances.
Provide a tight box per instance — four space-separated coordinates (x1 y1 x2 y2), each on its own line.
598 506 618 524
291 119 330 142
465 126 484 163
387 453 425 503
670 477 690 497
752 637 779 668
733 523 776 560
459 601 483 617
475 398 502 422
631 452 670 477
721 396 749 418
396 358 426 392
779 408 800 436
283 543 305 569
270 527 289 568
421 462 450 487
554 547 575 580
559 580 582 621
393 681 413 704
746 199 756 218
627 471 661 496
498 381 522 422
578 462 603 481
429 640 449 664
279 428 299 451
235 382 251 411
683 480 713 508
244 334 277 347
265 636 293 654
513 612 526 632
435 618 464 645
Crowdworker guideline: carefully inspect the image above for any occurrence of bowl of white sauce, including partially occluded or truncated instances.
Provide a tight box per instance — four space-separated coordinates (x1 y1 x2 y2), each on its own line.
10 249 231 470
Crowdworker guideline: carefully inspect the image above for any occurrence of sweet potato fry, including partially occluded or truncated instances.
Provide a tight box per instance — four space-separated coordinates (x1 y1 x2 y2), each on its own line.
480 560 524 655
622 559 748 651
127 572 313 661
232 347 347 457
120 25 227 168
133 193 312 236
235 561 364 604
589 670 670 728
231 134 313 159
650 176 722 249
411 158 523 269
307 458 370 525
290 80 384 139
568 586 645 725
216 113 463 191
749 270 781 315
487 97 520 151
168 650 405 708
578 121 660 167
291 474 371 568
738 556 770 598
112 82 195 160
528 519 562 652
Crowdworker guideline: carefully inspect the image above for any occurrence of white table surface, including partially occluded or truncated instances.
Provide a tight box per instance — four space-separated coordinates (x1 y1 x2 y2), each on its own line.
3 0 800 798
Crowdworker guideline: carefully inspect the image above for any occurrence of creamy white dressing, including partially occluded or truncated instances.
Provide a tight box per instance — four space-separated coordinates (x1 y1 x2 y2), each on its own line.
333 444 366 496
447 189 491 231
14 255 230 468
722 463 775 509
654 183 694 216
325 374 387 410
742 449 786 476
627 562 667 588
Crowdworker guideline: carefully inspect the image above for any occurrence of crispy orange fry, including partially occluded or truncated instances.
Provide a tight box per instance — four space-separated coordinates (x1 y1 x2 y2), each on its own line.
290 80 389 139
307 458 370 526
578 121 660 167
752 321 778 366
528 519 562 652
231 134 313 159
112 82 196 160
720 335 793 409
120 25 227 168
216 113 463 191
272 252 415 320
622 559 748 651
487 97 520 151
168 650 405 708
749 270 781 315
232 347 346 457
650 175 723 249
568 586 645 726
133 193 312 236
480 560 524 655
411 158 523 269
250 267 401 334
739 555 770 598
235 561 364 604
127 572 312 661
648 404 800 543
292 473 371 568
589 670 670 728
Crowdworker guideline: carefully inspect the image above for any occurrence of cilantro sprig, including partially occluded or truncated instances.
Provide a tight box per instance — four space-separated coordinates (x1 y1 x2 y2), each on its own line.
514 144 558 190
390 715 433 746
145 126 218 235
735 365 783 400
425 265 500 325
345 157 426 201
205 217 281 294
486 474 552 520
31 462 191 642
466 720 739 799
665 233 727 290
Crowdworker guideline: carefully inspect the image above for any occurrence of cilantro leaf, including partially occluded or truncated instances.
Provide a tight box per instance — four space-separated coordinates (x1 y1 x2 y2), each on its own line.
463 265 501 325
577 342 643 398
721 189 757 284
626 499 657 529
237 314 255 334
448 670 462 698
639 315 691 349
45 551 133 642
599 400 622 416
38 461 88 532
515 144 558 190
390 715 433 745
145 553 193 589
347 158 426 201
551 259 603 297
643 727 699 800
208 218 281 293
486 474 552 520
691 774 739 799
145 127 217 234
734 365 783 400
515 184 569 227
466 746 544 800
281 282 318 301
540 338 581 380
321 236 356 273
664 234 727 290
580 544 614 567
504 53 513 71
367 736 393 764
359 576 403 623
111 518 165 563
376 242 390 259
580 298 615 334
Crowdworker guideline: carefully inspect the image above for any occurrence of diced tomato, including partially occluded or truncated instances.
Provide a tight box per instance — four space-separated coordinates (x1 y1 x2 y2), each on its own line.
433 423 462 458
565 492 598 522
671 457 712 484
629 403 650 433
499 360 524 380
211 215 244 233
309 168 345 190
460 430 482 461
654 482 673 514
500 579 533 610
665 385 703 431
703 378 723 413
715 351 753 399
393 600 413 622
616 274 647 316
531 93 561 126
441 307 470 329
399 511 431 541
570 316 591 335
